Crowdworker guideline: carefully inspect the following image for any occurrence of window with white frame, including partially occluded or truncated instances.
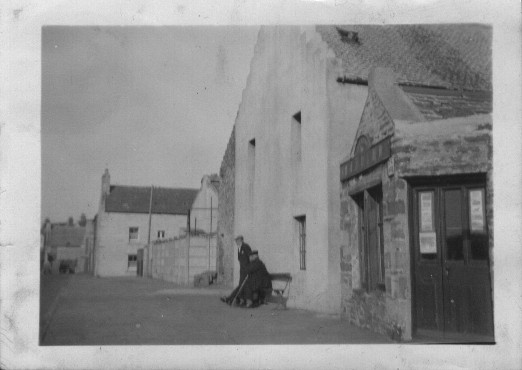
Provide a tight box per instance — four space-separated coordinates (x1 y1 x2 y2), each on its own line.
129 227 139 242
157 230 165 239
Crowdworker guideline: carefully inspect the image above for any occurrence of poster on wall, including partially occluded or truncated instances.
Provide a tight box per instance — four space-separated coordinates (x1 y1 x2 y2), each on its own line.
470 189 485 231
419 232 437 254
420 192 434 232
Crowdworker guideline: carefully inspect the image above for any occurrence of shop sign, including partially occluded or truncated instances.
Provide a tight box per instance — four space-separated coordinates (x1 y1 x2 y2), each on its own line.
340 138 391 181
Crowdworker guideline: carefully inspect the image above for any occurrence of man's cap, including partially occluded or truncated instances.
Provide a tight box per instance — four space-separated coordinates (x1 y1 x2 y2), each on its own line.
234 235 244 241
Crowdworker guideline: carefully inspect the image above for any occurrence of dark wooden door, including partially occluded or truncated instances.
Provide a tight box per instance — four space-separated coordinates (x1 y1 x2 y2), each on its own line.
413 180 493 341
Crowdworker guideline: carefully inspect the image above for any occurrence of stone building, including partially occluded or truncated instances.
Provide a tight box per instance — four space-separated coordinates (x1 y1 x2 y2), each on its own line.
94 169 198 277
339 27 492 341
42 219 89 274
219 24 493 327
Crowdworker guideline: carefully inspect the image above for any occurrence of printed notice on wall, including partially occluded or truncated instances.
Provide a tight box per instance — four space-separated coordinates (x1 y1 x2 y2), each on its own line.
420 192 434 232
419 232 437 254
470 189 485 231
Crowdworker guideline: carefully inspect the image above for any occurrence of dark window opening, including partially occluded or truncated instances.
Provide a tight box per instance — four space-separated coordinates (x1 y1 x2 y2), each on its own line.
129 227 139 242
354 186 385 291
128 254 137 269
295 215 306 270
293 111 301 123
292 111 302 163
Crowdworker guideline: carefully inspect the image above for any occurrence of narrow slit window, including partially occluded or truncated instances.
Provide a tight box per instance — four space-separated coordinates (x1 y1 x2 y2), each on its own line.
292 111 302 163
295 215 306 270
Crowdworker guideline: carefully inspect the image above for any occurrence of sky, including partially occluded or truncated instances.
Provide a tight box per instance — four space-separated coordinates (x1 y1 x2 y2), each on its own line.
41 26 259 223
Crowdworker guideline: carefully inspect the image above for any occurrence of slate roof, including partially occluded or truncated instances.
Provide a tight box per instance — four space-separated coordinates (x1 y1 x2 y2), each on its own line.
401 86 492 120
316 24 491 91
105 185 198 215
49 225 86 248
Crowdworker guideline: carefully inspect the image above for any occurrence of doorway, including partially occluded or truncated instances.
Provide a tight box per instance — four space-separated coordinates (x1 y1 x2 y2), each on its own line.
411 177 494 342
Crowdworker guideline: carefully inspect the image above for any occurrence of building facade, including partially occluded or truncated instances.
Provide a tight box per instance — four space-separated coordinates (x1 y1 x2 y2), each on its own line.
220 24 493 332
340 62 492 341
230 26 370 313
94 169 198 277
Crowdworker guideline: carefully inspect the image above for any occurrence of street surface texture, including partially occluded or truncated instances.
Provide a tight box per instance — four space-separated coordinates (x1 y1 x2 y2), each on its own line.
40 274 391 345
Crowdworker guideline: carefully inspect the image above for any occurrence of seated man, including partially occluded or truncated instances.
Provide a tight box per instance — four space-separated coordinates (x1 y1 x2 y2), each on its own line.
239 250 272 308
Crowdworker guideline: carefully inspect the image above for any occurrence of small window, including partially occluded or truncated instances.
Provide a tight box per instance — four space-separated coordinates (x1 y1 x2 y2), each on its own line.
157 230 165 239
128 254 137 269
248 139 256 208
295 215 306 270
292 111 302 163
129 227 139 242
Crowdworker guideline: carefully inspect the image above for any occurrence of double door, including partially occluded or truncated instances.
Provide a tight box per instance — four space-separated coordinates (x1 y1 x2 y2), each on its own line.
412 178 493 341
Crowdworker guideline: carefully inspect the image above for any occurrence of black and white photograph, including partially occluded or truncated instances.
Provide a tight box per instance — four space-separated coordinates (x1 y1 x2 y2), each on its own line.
1 1 521 369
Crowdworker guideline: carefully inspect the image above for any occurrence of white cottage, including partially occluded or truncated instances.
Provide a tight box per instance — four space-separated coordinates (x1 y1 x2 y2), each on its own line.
94 169 198 277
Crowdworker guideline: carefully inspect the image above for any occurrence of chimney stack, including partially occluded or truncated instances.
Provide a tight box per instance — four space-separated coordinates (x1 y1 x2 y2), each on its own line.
102 168 110 199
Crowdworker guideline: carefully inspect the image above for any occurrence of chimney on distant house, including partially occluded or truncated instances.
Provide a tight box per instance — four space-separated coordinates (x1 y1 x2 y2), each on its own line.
101 168 110 200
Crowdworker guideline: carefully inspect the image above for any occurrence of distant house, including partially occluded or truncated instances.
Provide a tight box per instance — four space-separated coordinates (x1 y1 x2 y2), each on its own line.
94 169 198 277
189 174 219 235
42 220 87 273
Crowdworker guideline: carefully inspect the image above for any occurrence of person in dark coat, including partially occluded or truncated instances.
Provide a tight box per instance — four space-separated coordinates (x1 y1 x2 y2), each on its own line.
220 235 252 304
240 250 272 308
235 235 252 284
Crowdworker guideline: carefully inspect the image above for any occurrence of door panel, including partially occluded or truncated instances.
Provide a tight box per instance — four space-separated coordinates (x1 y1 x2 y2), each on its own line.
413 180 493 341
414 189 443 332
415 266 443 331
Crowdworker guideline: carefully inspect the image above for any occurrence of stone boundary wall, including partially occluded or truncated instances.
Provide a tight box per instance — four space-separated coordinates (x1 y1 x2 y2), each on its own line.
149 235 216 286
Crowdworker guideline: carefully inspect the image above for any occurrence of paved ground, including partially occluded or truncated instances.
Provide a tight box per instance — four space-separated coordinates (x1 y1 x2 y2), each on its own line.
40 274 391 345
